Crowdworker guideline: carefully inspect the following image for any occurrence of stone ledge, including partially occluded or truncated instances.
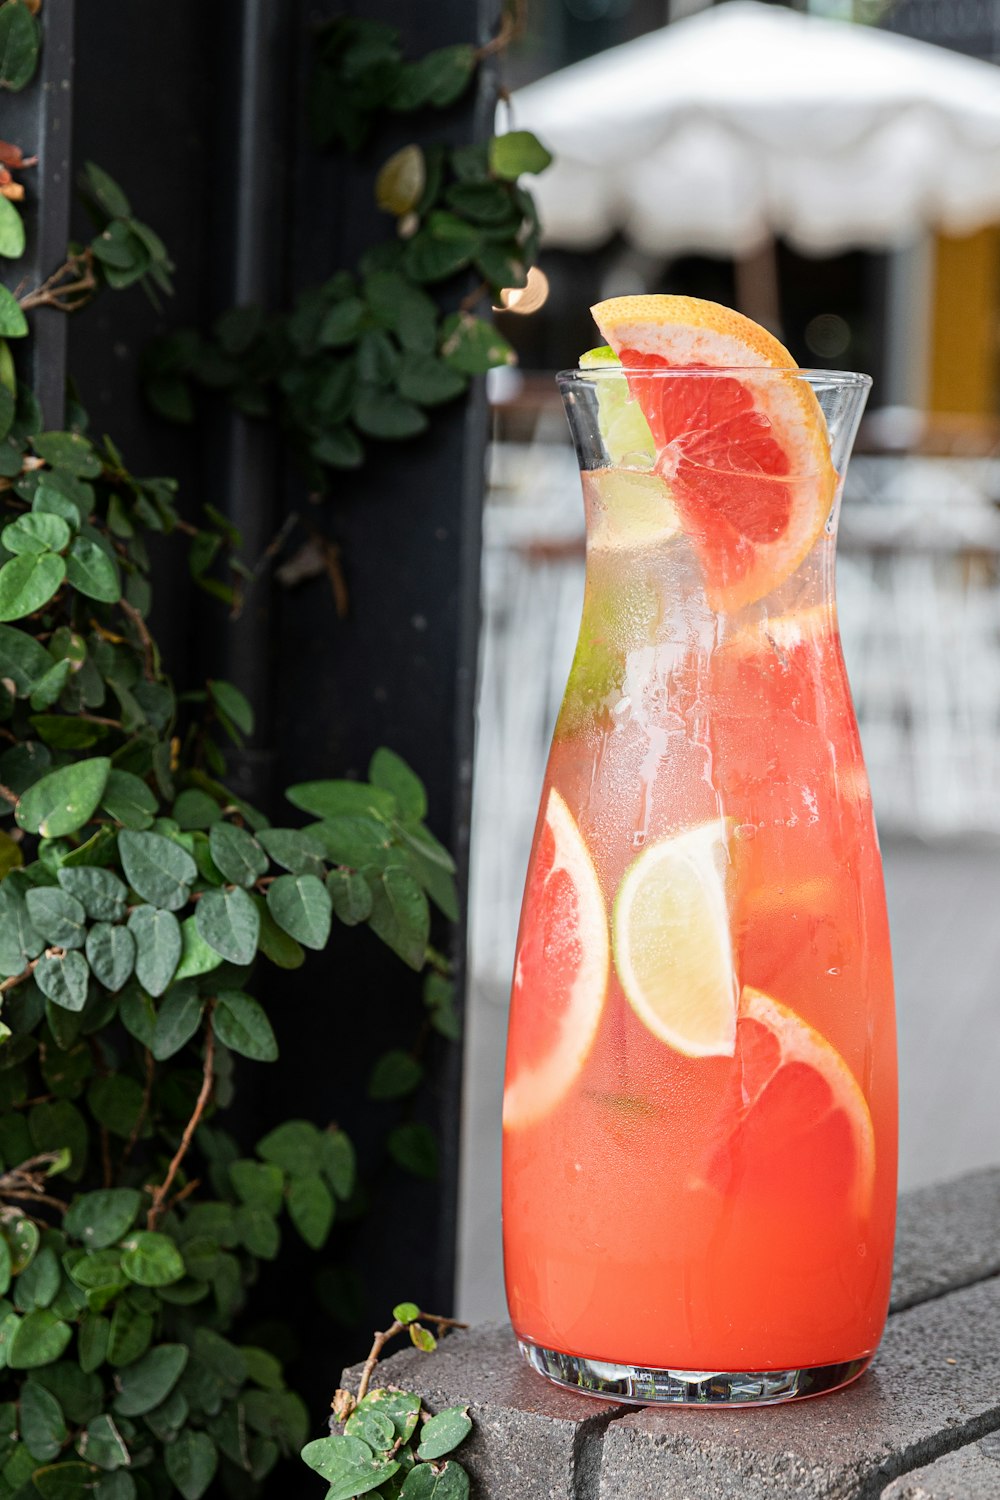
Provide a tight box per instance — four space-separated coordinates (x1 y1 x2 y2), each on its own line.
341 1169 1000 1499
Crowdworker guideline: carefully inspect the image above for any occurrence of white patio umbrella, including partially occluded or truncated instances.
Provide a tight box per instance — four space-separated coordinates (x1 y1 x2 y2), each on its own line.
512 2 1000 257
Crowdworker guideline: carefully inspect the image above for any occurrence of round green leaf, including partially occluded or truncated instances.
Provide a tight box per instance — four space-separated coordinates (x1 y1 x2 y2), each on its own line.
127 905 181 996
59 866 128 922
100 770 157 830
0 551 66 622
345 1407 395 1452
0 283 27 337
368 1049 423 1101
327 869 373 927
15 756 110 837
34 950 90 1013
489 129 553 180
25 887 87 948
266 873 331 950
111 1342 188 1416
392 1301 420 1325
65 537 121 603
195 885 259 965
6 1309 72 1369
19 1380 67 1462
64 1189 143 1250
0 195 25 258
208 822 267 887
150 980 203 1060
0 1 40 91
172 914 225 981
165 1429 217 1500
256 1120 321 1177
416 1406 472 1461
117 830 196 910
300 1434 399 1500
0 621 52 692
399 1460 469 1499
84 923 135 992
212 991 277 1062
78 1412 130 1471
33 432 102 477
119 1233 185 1289
1 511 71 556
287 1174 334 1250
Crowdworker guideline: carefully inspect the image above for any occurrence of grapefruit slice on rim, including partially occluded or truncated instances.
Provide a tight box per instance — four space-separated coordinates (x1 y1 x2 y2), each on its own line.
708 986 876 1219
612 820 738 1058
503 788 609 1130
590 295 837 610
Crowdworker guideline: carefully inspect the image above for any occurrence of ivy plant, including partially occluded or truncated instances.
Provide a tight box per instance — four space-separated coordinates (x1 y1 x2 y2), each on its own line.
143 14 552 492
0 3 476 1497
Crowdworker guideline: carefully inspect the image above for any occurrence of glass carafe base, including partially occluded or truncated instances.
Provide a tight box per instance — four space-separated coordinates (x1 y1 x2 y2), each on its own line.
518 1339 871 1406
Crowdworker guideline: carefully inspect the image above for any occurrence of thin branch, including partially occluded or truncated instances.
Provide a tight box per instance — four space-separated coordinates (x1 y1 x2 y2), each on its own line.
0 958 38 995
117 596 158 681
146 1007 215 1230
18 249 98 314
354 1311 468 1403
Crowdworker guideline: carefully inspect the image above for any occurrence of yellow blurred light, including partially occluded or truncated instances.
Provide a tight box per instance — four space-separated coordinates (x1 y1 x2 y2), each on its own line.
495 266 549 316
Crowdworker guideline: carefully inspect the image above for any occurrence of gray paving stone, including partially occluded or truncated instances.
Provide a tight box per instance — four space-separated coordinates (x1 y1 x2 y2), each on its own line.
882 1433 1000 1499
892 1167 1000 1311
597 1277 1000 1500
343 1321 624 1500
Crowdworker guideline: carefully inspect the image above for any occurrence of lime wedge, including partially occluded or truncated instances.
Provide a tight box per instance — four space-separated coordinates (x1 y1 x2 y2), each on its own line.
579 348 656 466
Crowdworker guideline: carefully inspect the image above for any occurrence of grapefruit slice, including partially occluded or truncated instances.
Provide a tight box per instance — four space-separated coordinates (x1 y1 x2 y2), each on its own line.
590 295 837 610
502 788 609 1130
709 987 876 1218
612 820 738 1058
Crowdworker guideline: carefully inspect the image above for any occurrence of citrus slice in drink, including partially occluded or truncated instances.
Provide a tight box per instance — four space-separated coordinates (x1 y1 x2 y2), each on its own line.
612 820 738 1058
587 468 679 551
590 295 837 610
502 788 609 1130
580 344 657 466
709 987 876 1218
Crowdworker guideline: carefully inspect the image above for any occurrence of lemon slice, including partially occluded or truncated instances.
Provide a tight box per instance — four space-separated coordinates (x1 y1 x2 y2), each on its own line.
579 345 656 467
613 820 738 1057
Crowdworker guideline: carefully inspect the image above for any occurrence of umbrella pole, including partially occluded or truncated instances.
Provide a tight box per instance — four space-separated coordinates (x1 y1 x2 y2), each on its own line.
734 235 783 340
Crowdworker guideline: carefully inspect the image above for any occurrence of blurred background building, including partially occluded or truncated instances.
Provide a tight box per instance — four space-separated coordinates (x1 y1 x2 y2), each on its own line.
458 0 1000 1320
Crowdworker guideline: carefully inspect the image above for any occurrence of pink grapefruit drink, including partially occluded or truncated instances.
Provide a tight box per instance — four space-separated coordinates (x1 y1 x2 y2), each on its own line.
501 297 897 1405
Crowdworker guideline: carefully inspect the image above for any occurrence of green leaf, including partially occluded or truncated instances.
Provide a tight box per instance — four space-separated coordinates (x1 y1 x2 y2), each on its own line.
65 538 121 603
172 915 224 981
165 1430 217 1500
14 1245 60 1310
489 129 553 180
84 923 135 992
5 1309 72 1369
117 830 196 911
151 980 203 1060
100 770 157 830
127 905 181 996
106 1300 152 1368
58 866 127 922
19 1380 67 1461
354 388 428 440
34 951 90 1012
358 1388 420 1444
440 312 514 375
327 868 373 927
208 680 253 736
172 789 221 830
80 163 131 219
77 1315 109 1374
311 427 364 469
265 873 331 950
309 814 393 870
229 1159 283 1215
345 1406 395 1452
287 1174 334 1250
0 1 40 91
368 864 429 970
88 1074 145 1138
120 1234 185 1289
368 1049 423 1101
33 433 102 478
1 511 71 556
208 822 267 887
0 551 65 621
28 1099 87 1180
32 1463 98 1500
416 1406 472 1460
388 1122 439 1180
319 1129 356 1200
0 621 52 691
300 1434 399 1500
392 1301 420 1324
0 283 27 338
256 1120 320 1178
390 43 475 109
369 748 427 821
409 1322 437 1352
285 779 396 820
112 1343 188 1416
195 885 259 964
319 298 365 348
399 1460 470 1499
29 658 72 711
64 1188 142 1250
6 1214 39 1272
16 757 110 837
0 196 25 261
77 1412 130 1470
254 896 305 969
396 354 467 407
33 485 83 530
24 887 87 948
212 991 277 1062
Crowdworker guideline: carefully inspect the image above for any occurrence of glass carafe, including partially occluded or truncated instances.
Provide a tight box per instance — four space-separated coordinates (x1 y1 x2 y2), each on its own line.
501 367 896 1406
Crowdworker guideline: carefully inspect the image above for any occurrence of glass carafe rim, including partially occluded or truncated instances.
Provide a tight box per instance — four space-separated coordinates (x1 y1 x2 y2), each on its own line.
557 366 873 388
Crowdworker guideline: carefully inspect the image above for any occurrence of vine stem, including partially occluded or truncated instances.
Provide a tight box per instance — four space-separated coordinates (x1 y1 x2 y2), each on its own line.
119 1048 155 1173
0 959 37 994
146 1007 215 1230
0 1152 69 1216
118 596 157 681
354 1312 468 1404
17 249 98 313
